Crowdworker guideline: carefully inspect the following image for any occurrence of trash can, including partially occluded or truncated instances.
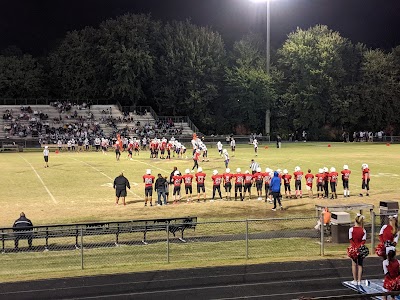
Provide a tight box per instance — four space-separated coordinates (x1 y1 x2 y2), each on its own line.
331 212 351 244
380 201 399 226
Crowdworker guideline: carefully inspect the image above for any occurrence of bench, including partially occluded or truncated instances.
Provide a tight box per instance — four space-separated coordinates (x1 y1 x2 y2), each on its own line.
0 217 197 252
0 144 19 152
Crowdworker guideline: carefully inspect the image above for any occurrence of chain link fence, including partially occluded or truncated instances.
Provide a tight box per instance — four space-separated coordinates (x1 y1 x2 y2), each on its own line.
1 216 333 279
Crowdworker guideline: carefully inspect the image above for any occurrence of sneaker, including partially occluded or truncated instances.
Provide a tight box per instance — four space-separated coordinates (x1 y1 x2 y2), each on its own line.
280 206 284 210
271 208 276 211
357 281 361 286
144 203 147 206
366 193 369 196
359 193 363 197
351 280 357 285
210 199 215 202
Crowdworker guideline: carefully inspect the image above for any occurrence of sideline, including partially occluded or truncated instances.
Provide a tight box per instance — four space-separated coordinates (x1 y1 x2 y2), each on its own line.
72 158 142 200
19 155 57 204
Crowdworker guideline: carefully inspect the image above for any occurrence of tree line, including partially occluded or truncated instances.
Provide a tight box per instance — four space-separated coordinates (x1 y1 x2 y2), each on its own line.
0 14 399 139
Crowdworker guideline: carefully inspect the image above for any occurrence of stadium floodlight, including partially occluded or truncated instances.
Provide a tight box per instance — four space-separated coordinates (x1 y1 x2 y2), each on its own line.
249 0 273 136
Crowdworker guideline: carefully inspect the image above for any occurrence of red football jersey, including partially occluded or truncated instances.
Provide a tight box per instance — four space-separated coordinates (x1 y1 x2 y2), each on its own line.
282 174 292 184
324 172 329 182
253 172 263 182
212 174 223 186
293 171 304 181
182 174 194 186
362 168 370 180
143 175 155 187
195 172 206 184
172 175 182 187
305 173 314 186
315 173 325 184
263 172 272 184
244 174 253 184
222 173 233 184
341 169 351 181
233 173 244 185
329 172 338 183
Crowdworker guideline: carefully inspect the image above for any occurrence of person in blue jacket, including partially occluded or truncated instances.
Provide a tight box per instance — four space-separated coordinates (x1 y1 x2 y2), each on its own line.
270 171 283 211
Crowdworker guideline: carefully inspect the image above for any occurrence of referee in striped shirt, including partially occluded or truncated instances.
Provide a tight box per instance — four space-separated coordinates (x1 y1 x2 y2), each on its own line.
250 159 260 175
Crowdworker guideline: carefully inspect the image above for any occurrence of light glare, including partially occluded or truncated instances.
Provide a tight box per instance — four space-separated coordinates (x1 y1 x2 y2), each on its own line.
249 0 270 3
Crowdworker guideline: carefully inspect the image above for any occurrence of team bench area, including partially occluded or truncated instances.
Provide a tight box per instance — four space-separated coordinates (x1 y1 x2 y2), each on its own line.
0 216 197 252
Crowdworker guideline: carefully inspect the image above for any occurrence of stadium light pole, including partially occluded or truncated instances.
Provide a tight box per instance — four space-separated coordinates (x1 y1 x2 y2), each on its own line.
249 0 272 137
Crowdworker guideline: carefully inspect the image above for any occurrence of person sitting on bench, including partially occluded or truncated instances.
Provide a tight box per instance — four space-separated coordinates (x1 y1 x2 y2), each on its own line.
13 212 33 249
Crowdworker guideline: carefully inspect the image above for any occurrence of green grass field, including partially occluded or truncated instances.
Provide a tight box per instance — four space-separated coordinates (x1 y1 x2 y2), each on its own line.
0 142 399 227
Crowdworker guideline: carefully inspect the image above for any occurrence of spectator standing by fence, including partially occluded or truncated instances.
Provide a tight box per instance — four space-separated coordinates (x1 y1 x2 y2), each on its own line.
113 172 130 206
13 212 33 250
43 145 49 168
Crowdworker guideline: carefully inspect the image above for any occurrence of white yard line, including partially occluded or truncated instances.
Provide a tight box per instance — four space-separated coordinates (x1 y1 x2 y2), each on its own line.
72 158 142 199
19 155 57 204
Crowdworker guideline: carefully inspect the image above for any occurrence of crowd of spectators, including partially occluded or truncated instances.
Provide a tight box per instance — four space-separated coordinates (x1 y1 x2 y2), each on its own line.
49 101 90 113
2 104 188 143
38 121 103 145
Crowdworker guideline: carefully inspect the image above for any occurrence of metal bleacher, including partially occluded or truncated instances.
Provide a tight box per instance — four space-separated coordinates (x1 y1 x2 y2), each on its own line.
0 104 196 141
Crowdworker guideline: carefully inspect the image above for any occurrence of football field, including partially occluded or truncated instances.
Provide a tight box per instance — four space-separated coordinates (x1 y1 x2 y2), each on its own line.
0 142 399 227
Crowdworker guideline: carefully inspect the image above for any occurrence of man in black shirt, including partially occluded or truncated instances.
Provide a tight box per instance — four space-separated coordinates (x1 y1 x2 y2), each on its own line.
155 174 167 205
13 212 33 249
113 172 131 205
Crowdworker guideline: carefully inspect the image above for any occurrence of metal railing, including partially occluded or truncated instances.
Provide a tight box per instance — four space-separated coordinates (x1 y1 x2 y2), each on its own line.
3 213 393 281
1 217 320 277
0 98 116 106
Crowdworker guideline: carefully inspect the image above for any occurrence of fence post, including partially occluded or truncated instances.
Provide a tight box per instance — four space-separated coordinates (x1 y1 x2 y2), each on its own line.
371 211 375 251
80 228 84 270
167 224 170 263
245 220 249 259
320 213 324 256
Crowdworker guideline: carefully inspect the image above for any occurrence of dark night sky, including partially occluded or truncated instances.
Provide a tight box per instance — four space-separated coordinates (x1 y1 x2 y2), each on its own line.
1 0 400 56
